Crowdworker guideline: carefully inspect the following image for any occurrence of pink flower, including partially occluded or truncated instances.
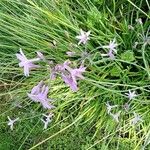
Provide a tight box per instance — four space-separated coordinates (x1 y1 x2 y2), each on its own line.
28 81 55 109
16 49 40 76
76 29 90 45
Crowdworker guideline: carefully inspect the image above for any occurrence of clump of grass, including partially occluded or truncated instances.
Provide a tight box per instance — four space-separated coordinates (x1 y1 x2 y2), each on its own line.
0 0 150 149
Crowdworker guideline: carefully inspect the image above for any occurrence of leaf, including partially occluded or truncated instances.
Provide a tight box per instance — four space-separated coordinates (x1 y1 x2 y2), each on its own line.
121 50 135 62
110 65 122 77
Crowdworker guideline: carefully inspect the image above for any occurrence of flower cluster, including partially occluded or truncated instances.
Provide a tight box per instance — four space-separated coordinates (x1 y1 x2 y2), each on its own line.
16 48 86 110
7 113 54 130
14 28 143 131
106 90 142 125
50 61 86 92
13 29 90 130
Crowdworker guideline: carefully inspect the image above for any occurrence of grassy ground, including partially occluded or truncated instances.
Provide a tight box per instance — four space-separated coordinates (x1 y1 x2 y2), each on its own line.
0 0 150 149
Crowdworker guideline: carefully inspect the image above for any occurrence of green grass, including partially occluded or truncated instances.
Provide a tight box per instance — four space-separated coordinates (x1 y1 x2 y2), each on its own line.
0 0 150 149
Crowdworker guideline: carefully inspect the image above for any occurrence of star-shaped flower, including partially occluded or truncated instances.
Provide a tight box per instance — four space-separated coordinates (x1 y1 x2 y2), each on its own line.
28 81 55 109
125 90 137 100
106 102 118 114
41 113 54 129
16 49 40 76
7 116 19 130
102 38 118 53
76 29 90 45
130 112 142 125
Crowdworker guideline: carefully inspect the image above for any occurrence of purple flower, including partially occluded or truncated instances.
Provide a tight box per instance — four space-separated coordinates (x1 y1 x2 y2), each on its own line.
50 64 65 80
101 38 118 60
50 68 57 80
28 81 55 109
101 50 115 59
50 60 71 80
107 49 115 60
125 90 137 100
64 65 86 84
76 29 90 45
102 38 118 53
50 60 86 92
16 49 40 76
101 50 115 60
61 74 78 92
